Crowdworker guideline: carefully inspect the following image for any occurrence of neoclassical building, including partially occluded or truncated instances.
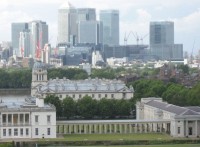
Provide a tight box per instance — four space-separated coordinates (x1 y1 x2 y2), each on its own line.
136 97 200 137
31 61 134 100
0 95 56 139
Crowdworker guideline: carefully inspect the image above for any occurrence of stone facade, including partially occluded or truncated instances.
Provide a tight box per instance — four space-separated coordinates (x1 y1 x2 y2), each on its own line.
136 97 200 137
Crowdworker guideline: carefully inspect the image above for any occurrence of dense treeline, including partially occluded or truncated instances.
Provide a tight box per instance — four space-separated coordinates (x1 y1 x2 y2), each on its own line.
0 68 88 88
129 79 200 106
0 68 32 88
45 95 135 119
47 68 88 80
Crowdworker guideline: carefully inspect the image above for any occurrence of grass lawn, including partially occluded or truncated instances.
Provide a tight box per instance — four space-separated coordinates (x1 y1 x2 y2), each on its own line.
63 133 172 141
46 145 200 147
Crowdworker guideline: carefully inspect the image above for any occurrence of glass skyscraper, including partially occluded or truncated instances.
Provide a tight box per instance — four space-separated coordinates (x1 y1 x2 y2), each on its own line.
77 8 96 22
11 23 28 55
100 10 119 46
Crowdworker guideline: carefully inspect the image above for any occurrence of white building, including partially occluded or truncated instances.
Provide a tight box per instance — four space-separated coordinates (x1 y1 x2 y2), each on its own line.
0 95 56 139
136 97 200 137
31 61 134 100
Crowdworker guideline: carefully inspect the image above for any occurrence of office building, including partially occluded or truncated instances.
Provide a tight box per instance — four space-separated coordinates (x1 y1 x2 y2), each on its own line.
19 30 31 57
11 23 28 56
100 10 119 46
78 21 103 45
150 21 183 60
77 8 96 22
57 1 77 44
29 20 49 58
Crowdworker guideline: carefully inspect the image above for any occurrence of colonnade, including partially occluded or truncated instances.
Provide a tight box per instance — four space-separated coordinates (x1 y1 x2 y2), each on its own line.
57 120 170 134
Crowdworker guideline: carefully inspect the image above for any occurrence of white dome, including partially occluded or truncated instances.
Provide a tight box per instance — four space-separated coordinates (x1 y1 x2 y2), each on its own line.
59 1 75 9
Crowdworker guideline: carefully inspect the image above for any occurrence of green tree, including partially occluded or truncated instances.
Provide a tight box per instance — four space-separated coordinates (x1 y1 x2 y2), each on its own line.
45 95 62 117
62 96 77 118
77 96 97 119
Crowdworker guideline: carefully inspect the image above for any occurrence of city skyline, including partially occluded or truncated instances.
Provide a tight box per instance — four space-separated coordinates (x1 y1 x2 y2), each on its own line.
0 0 200 54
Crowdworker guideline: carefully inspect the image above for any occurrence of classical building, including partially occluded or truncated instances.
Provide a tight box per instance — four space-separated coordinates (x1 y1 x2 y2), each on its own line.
136 97 200 137
31 61 134 99
0 96 56 139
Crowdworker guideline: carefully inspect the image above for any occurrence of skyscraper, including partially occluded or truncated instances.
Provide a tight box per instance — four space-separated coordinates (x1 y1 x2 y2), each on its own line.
29 20 48 58
19 30 31 57
150 21 183 60
150 21 174 45
100 10 119 46
57 1 77 45
77 8 96 22
78 21 103 45
11 23 28 55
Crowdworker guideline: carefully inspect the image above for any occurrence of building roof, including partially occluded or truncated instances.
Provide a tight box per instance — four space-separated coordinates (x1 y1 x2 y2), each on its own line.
33 60 46 70
37 78 133 93
59 1 74 9
0 96 55 112
146 100 186 115
146 99 200 116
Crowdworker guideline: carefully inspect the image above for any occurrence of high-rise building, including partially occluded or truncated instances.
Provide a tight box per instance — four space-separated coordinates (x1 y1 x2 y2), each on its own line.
77 8 96 22
11 23 28 55
100 10 119 46
29 20 49 58
78 21 103 45
150 21 183 60
57 1 77 45
150 21 174 45
19 30 31 57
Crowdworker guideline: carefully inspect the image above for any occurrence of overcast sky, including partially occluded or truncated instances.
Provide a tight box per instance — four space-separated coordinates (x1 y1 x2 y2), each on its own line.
0 0 200 54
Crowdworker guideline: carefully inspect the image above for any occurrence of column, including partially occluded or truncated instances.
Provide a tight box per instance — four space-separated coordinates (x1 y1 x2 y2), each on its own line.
84 125 87 134
94 125 97 134
100 124 102 134
120 124 122 133
69 125 72 134
74 125 77 134
114 124 117 133
195 120 198 136
185 120 188 136
89 125 92 134
135 124 137 133
129 124 132 133
144 124 147 133
124 124 127 133
105 124 107 134
109 124 112 133
139 124 142 133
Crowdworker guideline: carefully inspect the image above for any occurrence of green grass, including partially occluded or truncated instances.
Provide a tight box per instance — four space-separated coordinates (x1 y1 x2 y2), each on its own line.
46 145 200 147
63 133 172 141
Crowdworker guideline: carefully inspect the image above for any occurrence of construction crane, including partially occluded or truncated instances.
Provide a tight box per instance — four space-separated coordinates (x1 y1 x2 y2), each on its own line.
124 31 145 45
140 33 148 45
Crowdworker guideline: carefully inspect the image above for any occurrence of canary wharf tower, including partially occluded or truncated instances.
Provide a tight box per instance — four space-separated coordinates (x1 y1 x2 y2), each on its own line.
57 1 77 45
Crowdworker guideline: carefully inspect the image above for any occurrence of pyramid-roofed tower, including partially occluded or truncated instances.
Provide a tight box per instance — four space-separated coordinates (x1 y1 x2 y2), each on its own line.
59 0 75 9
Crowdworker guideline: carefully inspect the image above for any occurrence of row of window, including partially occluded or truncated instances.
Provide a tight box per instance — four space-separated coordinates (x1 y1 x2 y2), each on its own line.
3 128 29 137
35 115 51 123
59 94 116 99
35 128 51 136
3 128 51 136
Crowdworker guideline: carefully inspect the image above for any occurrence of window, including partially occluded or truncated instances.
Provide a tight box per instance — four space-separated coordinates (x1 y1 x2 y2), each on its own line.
73 94 75 98
20 128 23 136
26 128 29 136
8 114 12 124
20 114 24 124
92 94 94 98
47 128 50 135
8 129 11 136
47 115 51 123
105 94 107 98
2 114 6 124
14 128 18 136
35 115 39 123
3 129 6 136
79 94 82 98
98 94 101 98
178 127 180 134
111 94 114 98
25 114 29 124
60 95 62 98
35 128 38 135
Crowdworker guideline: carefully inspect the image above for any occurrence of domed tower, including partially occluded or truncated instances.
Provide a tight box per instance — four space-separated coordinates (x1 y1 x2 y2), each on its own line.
31 61 48 96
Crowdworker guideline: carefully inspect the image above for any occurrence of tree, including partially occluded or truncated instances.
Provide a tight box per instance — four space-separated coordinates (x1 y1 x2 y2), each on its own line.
62 96 76 119
77 96 98 119
45 95 62 117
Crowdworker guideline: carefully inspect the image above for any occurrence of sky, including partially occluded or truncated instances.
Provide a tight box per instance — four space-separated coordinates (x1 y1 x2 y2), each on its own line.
0 0 200 55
